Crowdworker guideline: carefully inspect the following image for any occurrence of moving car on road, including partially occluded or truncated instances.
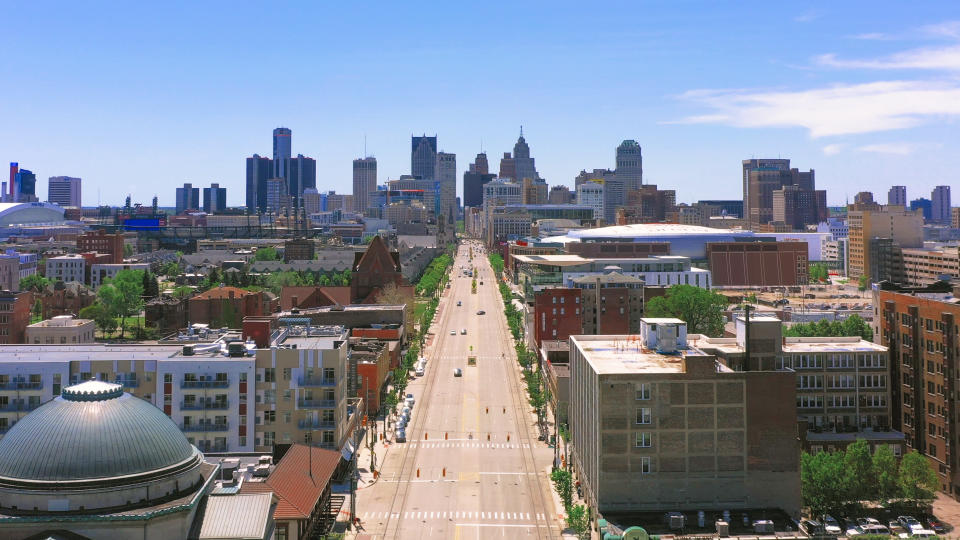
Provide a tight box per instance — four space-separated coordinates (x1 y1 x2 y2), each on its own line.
453 368 462 377
476 310 485 315
450 330 456 335
461 328 466 334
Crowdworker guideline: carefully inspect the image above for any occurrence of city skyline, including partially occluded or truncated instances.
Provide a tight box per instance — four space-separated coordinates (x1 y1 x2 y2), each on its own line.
1 3 958 207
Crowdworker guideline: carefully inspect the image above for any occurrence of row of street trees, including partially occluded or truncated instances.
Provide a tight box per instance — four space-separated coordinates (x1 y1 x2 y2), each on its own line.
802 440 938 517
783 314 873 340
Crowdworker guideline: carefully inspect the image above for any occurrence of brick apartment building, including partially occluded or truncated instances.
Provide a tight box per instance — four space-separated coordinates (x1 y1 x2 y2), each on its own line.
77 230 126 264
707 241 809 287
284 238 315 262
188 287 278 327
876 281 960 496
0 291 31 344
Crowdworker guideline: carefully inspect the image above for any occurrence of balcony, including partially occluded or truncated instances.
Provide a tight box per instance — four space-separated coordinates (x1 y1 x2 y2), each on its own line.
298 399 336 409
0 381 42 391
0 402 40 413
197 443 228 453
180 400 230 410
116 378 140 388
181 422 229 432
297 377 336 388
181 379 230 389
298 419 335 429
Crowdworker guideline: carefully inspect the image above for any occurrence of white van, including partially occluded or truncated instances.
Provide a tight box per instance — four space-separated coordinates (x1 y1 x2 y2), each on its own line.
415 366 424 377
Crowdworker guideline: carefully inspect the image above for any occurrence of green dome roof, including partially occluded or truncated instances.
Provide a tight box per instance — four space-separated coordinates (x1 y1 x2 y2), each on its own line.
0 381 199 483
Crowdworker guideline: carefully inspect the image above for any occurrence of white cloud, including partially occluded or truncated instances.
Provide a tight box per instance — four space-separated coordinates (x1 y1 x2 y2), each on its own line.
816 45 960 71
671 80 960 137
856 143 919 155
850 32 892 41
822 144 845 155
794 11 821 23
921 20 960 39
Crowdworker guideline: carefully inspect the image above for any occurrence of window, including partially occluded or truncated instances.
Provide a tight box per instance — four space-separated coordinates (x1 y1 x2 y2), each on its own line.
263 432 275 447
635 432 652 448
635 383 650 400
164 373 172 383
264 390 276 404
282 368 291 381
636 408 651 425
797 395 824 408
263 368 275 383
264 411 276 424
639 456 651 474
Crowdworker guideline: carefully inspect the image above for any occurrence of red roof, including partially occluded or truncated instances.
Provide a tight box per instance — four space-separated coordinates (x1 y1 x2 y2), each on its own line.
241 444 341 520
193 286 256 300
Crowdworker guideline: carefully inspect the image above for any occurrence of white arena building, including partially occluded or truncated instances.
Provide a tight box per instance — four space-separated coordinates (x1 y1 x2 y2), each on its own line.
541 223 829 261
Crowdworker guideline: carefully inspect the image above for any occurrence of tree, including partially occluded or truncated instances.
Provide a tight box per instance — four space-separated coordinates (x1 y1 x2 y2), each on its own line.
488 254 504 275
551 468 573 510
645 285 728 337
376 282 416 334
19 274 51 293
80 304 117 338
858 274 870 292
565 504 591 540
873 444 900 505
172 285 194 299
123 243 134 257
31 299 42 322
844 439 876 504
161 260 181 278
783 314 872 341
801 450 849 517
97 269 145 340
899 451 938 507
810 263 829 283
253 246 279 261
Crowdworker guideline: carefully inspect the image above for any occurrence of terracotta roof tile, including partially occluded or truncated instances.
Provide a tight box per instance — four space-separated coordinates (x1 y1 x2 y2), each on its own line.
240 444 341 520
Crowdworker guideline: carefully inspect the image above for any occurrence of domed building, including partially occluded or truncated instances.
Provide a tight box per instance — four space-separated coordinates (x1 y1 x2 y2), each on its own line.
0 380 219 539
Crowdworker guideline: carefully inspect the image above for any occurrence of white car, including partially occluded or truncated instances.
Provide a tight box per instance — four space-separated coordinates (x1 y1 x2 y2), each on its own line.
453 368 462 377
450 330 456 335
461 328 467 335
406 394 415 405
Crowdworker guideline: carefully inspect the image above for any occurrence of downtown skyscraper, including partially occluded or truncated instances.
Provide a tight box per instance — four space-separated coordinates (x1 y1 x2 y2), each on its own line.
47 176 82 207
411 135 437 180
273 127 292 179
615 140 643 191
352 157 377 214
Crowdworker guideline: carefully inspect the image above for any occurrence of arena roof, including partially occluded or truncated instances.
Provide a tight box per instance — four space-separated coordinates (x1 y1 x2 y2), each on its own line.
0 202 67 227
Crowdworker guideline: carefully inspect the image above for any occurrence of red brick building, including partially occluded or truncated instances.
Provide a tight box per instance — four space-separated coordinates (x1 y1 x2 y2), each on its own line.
77 230 125 264
39 281 96 320
707 241 809 287
533 288 582 347
0 290 31 344
280 286 351 311
351 235 406 303
188 286 278 327
574 272 645 335
352 341 391 414
876 281 960 497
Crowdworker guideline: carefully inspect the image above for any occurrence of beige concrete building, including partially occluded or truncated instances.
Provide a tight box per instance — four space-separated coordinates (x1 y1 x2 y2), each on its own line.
25 315 95 344
569 319 801 516
847 205 923 280
902 245 960 287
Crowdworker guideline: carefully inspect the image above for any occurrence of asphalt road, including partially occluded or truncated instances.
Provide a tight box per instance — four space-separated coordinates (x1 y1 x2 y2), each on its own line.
354 241 560 539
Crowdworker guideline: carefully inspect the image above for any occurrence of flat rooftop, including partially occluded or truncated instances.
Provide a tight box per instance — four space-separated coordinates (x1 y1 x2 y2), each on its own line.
571 335 714 376
687 335 887 355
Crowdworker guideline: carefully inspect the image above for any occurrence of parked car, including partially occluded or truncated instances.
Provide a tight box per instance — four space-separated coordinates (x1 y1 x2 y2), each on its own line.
457 300 462 306
898 516 923 533
924 516 947 534
822 515 842 535
888 520 906 535
799 520 824 536
476 310 485 315
395 429 406 442
844 518 863 537
406 393 415 405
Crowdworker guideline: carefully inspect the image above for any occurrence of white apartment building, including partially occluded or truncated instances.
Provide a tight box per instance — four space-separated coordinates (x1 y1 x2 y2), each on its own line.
90 262 150 289
46 255 86 284
0 327 357 454
26 315 95 344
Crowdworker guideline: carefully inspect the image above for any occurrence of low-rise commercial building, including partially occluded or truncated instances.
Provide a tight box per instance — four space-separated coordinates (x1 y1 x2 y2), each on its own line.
77 229 126 264
90 262 150 289
514 254 710 296
46 254 86 283
902 245 960 287
0 249 37 291
569 319 801 516
707 241 809 287
0 290 30 344
25 315 95 344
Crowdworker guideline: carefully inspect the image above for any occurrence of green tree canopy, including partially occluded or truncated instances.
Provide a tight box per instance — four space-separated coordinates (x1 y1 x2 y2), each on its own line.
784 314 873 341
644 284 728 337
801 450 849 517
873 444 900 504
79 303 117 338
899 451 938 506
844 439 876 503
565 504 591 540
810 263 829 283
253 246 280 261
97 269 145 340
19 274 51 292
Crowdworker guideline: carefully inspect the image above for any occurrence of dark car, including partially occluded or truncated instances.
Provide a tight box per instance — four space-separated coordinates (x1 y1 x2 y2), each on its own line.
924 516 947 534
476 310 485 315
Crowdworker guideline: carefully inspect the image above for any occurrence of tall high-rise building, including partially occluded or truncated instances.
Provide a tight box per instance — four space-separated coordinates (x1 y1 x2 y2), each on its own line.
548 185 572 204
265 178 289 213
411 135 437 180
743 159 815 227
352 157 378 213
272 127 292 179
47 176 82 207
498 152 516 181
888 185 907 207
11 168 37 202
175 183 200 214
245 154 272 213
932 185 951 224
512 129 539 182
437 152 457 220
286 154 316 206
742 158 791 227
6 163 16 201
202 183 227 214
463 153 495 208
576 182 605 223
615 140 643 191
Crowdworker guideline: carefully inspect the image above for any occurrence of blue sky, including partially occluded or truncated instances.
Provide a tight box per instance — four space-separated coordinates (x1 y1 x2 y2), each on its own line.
1 1 958 207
